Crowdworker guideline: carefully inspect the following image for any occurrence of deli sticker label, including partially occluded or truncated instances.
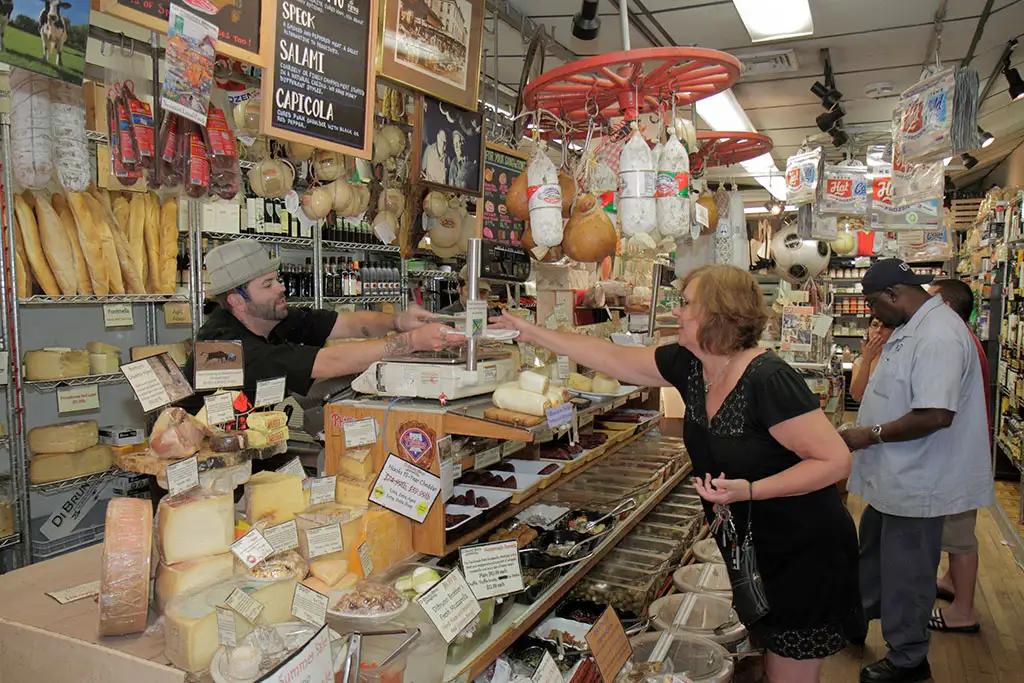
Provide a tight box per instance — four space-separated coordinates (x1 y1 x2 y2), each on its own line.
216 606 238 647
225 587 264 623
254 377 287 408
343 417 378 448
357 541 373 578
369 453 442 524
474 447 501 471
231 528 275 569
264 520 300 553
57 385 100 414
102 303 134 327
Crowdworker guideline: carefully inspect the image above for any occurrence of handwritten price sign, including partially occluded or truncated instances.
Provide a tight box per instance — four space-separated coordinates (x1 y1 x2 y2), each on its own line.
369 454 442 523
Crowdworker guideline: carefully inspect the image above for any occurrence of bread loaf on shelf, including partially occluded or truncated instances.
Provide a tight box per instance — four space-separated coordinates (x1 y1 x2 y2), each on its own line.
159 196 179 293
66 191 110 295
84 188 124 293
145 192 161 292
14 193 59 295
128 193 147 287
51 193 92 295
30 190 78 295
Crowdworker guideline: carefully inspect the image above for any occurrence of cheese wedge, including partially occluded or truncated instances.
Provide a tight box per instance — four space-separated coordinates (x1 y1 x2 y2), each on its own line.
29 445 112 483
335 476 372 507
164 578 298 672
27 420 98 454
156 489 234 564
339 448 375 480
154 553 234 614
245 471 305 525
247 411 288 433
24 348 90 380
99 498 153 636
364 509 413 576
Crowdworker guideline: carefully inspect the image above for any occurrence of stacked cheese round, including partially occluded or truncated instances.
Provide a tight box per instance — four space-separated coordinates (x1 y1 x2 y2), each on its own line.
27 420 112 484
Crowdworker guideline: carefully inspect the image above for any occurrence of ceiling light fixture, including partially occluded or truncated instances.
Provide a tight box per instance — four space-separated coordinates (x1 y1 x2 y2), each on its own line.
829 128 848 147
1004 63 1024 101
572 0 601 41
732 0 814 43
961 153 979 170
810 81 843 109
980 129 995 148
764 199 784 216
816 105 845 132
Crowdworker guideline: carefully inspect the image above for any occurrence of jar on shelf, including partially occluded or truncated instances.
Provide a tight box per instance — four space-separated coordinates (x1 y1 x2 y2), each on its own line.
0 477 13 538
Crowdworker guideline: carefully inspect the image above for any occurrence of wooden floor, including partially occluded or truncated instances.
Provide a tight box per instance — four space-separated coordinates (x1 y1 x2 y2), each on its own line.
994 480 1024 541
821 496 1024 682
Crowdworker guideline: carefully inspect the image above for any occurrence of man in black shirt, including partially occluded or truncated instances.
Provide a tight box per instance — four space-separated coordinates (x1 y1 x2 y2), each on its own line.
182 239 459 408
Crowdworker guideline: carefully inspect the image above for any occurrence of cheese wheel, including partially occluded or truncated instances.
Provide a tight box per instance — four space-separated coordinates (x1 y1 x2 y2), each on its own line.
29 444 112 483
99 498 153 636
24 348 90 380
27 420 98 454
156 488 234 564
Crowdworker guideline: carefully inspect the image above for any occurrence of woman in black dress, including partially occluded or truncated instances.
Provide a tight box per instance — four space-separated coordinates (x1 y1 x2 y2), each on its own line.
490 264 860 683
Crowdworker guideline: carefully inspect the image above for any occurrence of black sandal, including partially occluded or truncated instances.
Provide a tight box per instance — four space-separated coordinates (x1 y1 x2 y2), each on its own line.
928 608 980 634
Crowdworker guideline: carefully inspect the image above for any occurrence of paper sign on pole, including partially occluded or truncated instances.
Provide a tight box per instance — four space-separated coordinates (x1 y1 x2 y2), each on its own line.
586 606 633 683
57 385 100 414
254 377 287 408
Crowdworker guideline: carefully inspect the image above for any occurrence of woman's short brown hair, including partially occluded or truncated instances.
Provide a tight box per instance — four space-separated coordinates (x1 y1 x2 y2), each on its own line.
680 264 768 354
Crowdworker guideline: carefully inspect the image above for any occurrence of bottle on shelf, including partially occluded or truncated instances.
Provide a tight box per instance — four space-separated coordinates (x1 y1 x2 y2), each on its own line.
353 260 363 296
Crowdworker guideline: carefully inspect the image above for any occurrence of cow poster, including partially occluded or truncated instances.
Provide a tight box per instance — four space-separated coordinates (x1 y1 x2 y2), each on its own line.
0 0 88 84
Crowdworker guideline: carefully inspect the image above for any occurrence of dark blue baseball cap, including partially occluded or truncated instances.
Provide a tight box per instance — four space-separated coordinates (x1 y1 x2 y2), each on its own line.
861 258 934 294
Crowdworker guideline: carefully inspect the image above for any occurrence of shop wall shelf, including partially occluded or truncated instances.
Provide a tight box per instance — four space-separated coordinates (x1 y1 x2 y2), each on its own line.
0 533 21 551
407 270 459 279
19 294 190 305
202 231 314 248
321 240 400 253
29 469 120 496
323 295 403 305
24 374 126 392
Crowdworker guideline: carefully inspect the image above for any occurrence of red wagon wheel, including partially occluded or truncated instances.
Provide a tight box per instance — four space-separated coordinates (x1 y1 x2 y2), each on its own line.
523 47 742 126
695 131 774 167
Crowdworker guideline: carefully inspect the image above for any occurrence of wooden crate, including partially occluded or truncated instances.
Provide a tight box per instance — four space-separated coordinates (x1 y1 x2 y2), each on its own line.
949 198 984 232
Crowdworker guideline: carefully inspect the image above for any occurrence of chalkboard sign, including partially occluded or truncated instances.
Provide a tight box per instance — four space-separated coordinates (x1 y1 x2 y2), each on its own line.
259 0 378 159
100 0 264 65
483 144 528 246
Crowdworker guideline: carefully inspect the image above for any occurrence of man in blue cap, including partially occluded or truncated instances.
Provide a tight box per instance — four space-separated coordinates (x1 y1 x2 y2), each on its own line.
840 259 993 683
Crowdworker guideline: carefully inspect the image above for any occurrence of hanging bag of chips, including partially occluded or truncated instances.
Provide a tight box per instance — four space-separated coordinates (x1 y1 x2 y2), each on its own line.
785 148 823 205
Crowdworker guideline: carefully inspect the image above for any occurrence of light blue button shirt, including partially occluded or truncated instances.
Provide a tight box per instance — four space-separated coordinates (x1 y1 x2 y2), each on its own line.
852 295 994 517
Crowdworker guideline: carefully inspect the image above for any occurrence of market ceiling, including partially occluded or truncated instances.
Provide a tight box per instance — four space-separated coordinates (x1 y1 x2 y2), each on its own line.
482 0 1024 189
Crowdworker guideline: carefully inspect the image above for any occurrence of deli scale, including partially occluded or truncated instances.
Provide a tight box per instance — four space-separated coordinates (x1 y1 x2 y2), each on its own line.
351 239 527 400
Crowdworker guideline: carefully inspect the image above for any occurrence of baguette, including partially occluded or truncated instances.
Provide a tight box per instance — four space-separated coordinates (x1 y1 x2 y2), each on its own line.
51 193 92 295
95 187 114 217
13 193 60 295
144 192 161 292
112 195 129 233
32 191 78 295
85 187 124 293
127 193 147 288
159 197 179 293
13 246 28 297
66 192 110 295
85 192 145 293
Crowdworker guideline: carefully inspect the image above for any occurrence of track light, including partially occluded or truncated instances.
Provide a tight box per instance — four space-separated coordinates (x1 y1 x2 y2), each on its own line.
944 176 956 194
980 129 995 148
962 152 978 170
829 128 848 147
815 105 845 132
572 0 601 40
810 81 843 109
1004 64 1024 101
765 199 784 216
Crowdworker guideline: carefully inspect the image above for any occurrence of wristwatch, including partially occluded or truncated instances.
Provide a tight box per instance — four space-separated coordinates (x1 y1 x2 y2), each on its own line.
870 425 884 443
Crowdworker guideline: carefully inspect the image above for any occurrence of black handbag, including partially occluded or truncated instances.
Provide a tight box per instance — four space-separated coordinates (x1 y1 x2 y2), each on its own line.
713 497 770 625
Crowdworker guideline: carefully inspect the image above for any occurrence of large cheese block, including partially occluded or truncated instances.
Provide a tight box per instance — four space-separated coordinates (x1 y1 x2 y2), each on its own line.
246 411 288 433
244 429 268 448
154 553 234 613
131 342 190 367
164 577 298 672
89 352 120 375
99 498 153 636
364 509 414 576
265 425 289 445
309 557 348 586
339 448 375 480
335 475 372 507
29 445 112 483
156 489 234 564
86 341 121 356
24 348 90 380
27 420 98 454
245 471 305 524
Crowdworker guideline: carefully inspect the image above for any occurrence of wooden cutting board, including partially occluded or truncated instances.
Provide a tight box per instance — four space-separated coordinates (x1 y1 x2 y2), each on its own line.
482 406 545 427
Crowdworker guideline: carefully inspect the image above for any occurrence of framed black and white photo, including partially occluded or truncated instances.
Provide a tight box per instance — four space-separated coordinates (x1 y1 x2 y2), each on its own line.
413 94 484 195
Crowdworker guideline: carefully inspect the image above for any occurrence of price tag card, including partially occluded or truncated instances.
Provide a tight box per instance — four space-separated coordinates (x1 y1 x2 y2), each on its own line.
343 417 379 448
474 447 501 470
465 299 488 338
417 568 482 644
277 457 306 477
452 462 463 479
305 524 344 559
103 303 134 327
812 314 834 338
193 341 244 390
586 606 633 683
164 302 192 326
532 652 563 683
580 412 595 428
166 456 200 497
120 353 194 412
546 403 574 429
225 587 264 623
231 528 274 569
309 476 337 506
440 457 454 503
261 625 333 683
536 428 553 443
459 540 524 600
695 201 710 228
556 355 571 379
290 583 329 627
264 520 299 553
57 385 100 414
502 440 524 457
46 580 100 604
203 392 235 426
357 541 373 578
520 343 536 367
216 606 237 647
369 454 442 524
254 376 287 408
